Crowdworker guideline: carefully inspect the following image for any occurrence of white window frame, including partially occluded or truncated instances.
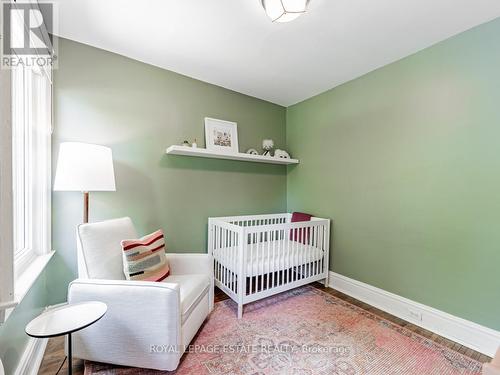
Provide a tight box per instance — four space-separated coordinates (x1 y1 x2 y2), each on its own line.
12 64 53 280
0 0 54 322
0 66 16 323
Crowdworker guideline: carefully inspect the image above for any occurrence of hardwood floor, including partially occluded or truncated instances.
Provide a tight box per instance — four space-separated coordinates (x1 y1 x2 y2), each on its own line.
38 336 84 375
38 283 491 374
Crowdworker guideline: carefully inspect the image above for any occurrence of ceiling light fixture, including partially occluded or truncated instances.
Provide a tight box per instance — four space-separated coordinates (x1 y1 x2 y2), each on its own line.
261 0 310 23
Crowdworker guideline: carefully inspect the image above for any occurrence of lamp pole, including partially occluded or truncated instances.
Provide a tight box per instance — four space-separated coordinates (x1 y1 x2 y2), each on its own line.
83 191 89 224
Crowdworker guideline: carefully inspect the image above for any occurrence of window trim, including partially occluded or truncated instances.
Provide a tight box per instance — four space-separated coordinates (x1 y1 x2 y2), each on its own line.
14 73 52 255
0 66 15 324
11 65 53 280
0 0 54 323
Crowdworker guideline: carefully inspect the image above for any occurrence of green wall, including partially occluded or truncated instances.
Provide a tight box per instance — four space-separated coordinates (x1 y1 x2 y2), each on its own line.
49 38 287 303
287 18 500 330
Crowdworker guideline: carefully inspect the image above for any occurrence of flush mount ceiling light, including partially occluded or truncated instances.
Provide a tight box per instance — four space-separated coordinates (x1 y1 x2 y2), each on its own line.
261 0 310 23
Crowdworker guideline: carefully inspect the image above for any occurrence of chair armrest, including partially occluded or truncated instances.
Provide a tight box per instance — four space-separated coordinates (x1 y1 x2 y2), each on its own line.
166 253 212 276
166 253 214 312
68 279 182 370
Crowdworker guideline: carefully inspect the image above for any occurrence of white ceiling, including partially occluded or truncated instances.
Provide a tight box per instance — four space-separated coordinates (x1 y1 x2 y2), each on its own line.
52 0 500 106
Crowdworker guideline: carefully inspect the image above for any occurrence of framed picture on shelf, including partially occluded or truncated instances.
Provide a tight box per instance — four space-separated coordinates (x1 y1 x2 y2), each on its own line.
204 117 239 154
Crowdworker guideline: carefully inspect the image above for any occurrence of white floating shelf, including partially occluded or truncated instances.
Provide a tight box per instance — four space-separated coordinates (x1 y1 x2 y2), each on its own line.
166 145 299 165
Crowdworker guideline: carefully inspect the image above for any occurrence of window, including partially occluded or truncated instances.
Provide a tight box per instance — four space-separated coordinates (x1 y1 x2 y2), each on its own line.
0 0 53 321
12 63 52 278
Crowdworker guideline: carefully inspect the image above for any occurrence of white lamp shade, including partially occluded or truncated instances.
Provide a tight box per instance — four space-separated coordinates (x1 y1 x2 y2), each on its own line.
262 0 309 22
53 142 116 192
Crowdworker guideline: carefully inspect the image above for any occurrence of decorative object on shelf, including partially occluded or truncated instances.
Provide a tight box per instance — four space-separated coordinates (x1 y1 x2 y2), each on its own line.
205 117 239 154
261 0 310 23
182 140 190 147
262 139 274 156
274 149 290 159
192 139 198 148
54 142 116 224
246 148 259 155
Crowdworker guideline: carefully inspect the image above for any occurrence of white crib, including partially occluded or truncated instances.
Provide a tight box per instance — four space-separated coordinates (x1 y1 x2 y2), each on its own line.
208 213 330 318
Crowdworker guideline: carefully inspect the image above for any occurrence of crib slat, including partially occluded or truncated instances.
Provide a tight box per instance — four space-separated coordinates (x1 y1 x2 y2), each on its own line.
277 229 281 287
221 226 224 284
296 227 299 281
293 227 296 281
316 225 320 278
226 228 230 288
229 230 232 292
225 228 229 290
296 227 300 281
287 226 291 284
318 226 322 277
323 225 330 278
316 225 320 277
304 226 308 279
249 233 253 295
217 227 223 282
283 227 287 285
231 230 235 293
321 226 325 276
229 228 232 288
299 227 302 280
303 226 307 279
301 226 305 280
235 230 238 292
259 231 263 292
272 228 276 288
220 226 223 283
298 228 302 280
303 226 306 279
279 229 283 286
216 226 220 284
292 227 296 282
305 225 309 279
222 228 226 288
312 225 317 277
266 229 270 290
257 229 260 291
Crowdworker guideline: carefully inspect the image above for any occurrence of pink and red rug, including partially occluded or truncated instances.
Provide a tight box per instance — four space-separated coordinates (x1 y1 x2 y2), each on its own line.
85 286 482 375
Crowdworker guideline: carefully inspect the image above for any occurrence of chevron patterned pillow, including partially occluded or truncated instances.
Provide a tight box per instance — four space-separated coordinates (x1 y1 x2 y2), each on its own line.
121 229 170 281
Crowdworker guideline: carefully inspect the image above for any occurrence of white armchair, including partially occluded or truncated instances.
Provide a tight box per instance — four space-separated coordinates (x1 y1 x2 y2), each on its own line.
68 217 213 371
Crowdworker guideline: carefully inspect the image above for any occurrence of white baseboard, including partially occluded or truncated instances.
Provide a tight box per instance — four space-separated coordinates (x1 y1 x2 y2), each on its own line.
329 271 500 357
14 336 47 375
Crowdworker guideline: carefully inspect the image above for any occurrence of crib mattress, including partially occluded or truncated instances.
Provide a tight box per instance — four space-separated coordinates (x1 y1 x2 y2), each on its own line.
213 240 325 277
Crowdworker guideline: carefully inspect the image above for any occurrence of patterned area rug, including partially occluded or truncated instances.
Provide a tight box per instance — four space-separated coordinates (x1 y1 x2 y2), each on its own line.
84 286 482 375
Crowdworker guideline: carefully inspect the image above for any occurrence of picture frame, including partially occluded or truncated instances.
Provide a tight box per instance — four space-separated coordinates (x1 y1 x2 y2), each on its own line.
204 117 239 154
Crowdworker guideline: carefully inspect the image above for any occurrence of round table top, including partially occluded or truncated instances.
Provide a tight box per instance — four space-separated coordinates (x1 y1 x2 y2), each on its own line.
25 301 107 338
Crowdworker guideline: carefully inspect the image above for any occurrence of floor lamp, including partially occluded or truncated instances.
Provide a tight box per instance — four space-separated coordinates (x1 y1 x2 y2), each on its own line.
54 142 116 223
